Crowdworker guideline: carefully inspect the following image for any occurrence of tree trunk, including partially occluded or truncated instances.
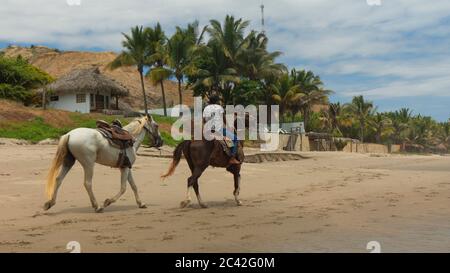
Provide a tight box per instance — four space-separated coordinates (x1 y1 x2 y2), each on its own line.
360 121 364 143
139 71 148 115
280 104 285 123
263 93 272 128
160 81 167 116
335 120 343 136
303 108 309 132
177 78 183 106
42 88 47 110
375 129 381 144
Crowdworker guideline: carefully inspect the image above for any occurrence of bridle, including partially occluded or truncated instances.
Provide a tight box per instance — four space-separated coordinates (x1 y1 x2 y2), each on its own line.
139 117 161 148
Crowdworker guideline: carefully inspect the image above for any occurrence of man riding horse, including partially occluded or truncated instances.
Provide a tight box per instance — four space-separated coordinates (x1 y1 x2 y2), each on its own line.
161 95 245 208
203 94 241 165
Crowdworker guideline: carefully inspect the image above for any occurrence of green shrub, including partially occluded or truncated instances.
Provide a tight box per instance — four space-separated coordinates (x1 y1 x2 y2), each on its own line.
231 80 264 106
0 55 53 88
0 83 31 103
0 55 53 105
334 139 347 151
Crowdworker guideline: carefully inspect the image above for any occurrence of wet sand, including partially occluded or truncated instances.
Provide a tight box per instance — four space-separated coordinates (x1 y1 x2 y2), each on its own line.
0 144 449 252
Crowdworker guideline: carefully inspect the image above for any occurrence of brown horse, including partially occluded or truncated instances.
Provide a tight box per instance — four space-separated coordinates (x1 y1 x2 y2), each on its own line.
161 139 244 208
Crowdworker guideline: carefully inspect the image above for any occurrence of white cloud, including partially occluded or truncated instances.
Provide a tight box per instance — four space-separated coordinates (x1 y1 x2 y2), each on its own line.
325 56 450 80
345 76 450 98
1 0 450 104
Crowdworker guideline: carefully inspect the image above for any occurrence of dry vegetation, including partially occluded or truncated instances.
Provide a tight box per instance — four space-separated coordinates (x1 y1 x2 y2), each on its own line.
0 99 74 127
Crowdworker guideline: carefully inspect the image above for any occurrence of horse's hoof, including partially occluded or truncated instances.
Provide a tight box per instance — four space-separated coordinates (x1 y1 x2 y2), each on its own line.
199 203 208 209
180 200 191 208
138 203 147 209
236 200 243 206
103 199 112 208
95 207 104 213
43 201 54 211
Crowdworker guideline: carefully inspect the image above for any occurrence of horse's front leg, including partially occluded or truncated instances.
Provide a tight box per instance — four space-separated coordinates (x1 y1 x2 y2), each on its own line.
127 170 146 208
103 168 128 209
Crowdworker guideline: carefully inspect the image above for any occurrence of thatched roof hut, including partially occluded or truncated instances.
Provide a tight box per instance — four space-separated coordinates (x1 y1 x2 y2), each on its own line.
43 67 129 97
41 67 129 113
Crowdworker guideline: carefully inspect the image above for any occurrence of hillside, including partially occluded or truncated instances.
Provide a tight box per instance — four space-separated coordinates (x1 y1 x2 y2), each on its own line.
0 99 177 145
2 45 194 110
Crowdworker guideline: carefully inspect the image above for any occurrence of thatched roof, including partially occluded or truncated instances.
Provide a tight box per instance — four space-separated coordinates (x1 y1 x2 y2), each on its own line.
42 67 129 97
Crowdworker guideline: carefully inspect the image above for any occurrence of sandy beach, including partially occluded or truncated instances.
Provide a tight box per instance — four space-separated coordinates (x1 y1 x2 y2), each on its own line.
0 144 449 252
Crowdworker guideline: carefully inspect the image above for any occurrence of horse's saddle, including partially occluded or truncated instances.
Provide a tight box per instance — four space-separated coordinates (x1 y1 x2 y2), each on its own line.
96 120 134 168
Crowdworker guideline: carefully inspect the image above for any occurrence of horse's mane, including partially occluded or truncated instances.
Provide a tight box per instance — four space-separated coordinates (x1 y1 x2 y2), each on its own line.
125 116 148 135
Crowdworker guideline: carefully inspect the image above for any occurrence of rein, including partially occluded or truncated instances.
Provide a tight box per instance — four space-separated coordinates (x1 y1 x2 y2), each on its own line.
124 116 160 149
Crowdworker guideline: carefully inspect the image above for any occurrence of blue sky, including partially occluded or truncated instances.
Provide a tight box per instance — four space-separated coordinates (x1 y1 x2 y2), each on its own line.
1 0 449 121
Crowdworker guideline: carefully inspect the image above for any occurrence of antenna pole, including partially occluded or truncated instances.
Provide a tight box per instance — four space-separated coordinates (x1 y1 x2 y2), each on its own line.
260 3 265 33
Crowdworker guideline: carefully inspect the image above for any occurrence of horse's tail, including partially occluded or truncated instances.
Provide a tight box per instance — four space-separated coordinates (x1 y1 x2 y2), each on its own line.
161 140 187 179
46 134 70 200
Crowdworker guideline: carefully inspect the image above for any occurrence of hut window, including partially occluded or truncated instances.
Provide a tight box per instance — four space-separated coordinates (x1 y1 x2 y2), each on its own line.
90 94 94 107
50 96 59 102
76 94 86 103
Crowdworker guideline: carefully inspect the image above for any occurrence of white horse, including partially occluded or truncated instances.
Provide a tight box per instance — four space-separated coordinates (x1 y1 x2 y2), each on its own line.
43 115 163 213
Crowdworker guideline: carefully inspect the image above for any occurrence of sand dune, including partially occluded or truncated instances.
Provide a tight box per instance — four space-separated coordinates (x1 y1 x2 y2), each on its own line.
0 145 449 252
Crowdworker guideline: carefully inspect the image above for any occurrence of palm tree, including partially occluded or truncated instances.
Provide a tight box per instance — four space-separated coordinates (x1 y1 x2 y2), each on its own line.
320 102 344 135
368 113 393 143
233 31 286 124
387 108 412 145
438 122 450 150
146 23 170 116
235 32 286 80
271 73 303 122
207 15 250 67
345 95 375 143
291 69 331 131
188 41 239 102
189 15 287 109
189 15 251 103
167 21 199 105
147 66 172 116
227 31 285 116
108 26 151 114
407 115 439 149
168 34 189 106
